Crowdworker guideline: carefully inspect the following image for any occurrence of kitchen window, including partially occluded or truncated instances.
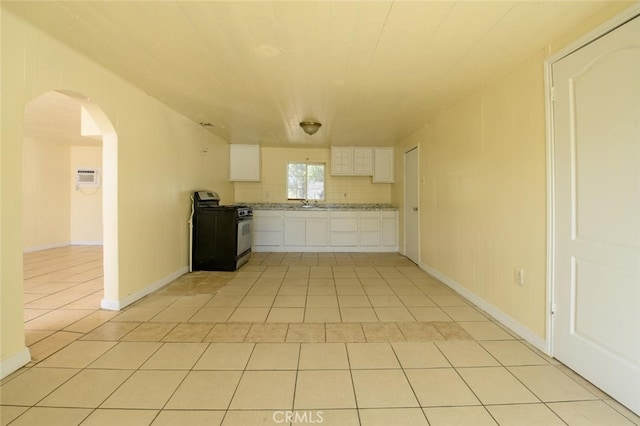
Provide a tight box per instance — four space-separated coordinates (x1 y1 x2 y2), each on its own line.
287 163 325 200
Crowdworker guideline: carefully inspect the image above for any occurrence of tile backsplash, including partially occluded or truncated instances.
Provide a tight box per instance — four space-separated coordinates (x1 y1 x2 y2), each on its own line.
233 147 391 204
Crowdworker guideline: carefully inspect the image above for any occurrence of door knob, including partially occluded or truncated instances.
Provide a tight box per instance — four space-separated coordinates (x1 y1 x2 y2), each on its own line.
412 207 418 211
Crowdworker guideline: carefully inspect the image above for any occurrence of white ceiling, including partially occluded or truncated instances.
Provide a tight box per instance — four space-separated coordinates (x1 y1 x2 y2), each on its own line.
4 1 615 147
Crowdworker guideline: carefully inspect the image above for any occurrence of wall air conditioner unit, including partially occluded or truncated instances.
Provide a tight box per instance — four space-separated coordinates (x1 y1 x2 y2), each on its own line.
75 168 100 187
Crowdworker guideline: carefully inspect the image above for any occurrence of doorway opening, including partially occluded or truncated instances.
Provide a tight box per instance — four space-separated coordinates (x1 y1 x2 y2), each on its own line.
22 90 119 319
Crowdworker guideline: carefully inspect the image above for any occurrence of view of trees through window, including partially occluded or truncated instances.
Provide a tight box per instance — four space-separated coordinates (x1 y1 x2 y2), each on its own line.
287 163 325 200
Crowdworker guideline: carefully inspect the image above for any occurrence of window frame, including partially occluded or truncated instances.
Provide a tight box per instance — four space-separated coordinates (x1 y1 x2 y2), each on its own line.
286 162 325 201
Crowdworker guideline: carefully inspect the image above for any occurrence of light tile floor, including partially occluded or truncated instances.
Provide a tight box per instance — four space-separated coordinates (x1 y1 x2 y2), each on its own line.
1 246 639 425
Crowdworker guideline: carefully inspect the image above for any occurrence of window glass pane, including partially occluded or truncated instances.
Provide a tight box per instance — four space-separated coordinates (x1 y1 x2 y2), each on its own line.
307 164 324 200
287 163 306 199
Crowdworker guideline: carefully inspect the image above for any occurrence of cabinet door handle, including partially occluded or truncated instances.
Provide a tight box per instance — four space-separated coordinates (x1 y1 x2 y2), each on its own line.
412 207 418 211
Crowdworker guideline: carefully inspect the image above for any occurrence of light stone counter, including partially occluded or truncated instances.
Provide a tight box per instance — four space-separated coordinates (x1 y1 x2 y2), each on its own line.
246 203 397 211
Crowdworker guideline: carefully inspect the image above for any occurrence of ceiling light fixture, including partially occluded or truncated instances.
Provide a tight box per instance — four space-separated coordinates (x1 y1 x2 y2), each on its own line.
300 121 322 135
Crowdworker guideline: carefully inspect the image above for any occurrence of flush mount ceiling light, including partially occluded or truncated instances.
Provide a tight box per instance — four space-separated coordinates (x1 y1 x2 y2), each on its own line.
299 121 322 135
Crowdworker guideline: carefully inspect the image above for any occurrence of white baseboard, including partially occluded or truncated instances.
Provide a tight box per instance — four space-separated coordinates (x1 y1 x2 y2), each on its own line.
419 261 548 354
252 246 399 253
70 240 103 246
0 347 31 379
101 266 188 311
23 241 70 253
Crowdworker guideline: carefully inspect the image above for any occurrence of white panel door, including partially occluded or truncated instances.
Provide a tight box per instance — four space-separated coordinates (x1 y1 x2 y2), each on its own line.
404 147 419 263
552 15 640 414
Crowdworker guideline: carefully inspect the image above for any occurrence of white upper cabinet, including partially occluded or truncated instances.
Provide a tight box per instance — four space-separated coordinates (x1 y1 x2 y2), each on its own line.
373 147 394 183
229 144 260 181
353 147 374 175
331 146 377 177
331 147 353 175
331 146 394 183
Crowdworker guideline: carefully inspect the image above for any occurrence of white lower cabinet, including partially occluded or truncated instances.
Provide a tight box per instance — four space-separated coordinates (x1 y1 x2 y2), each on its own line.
330 212 358 246
381 211 398 246
283 211 328 247
283 218 306 246
253 209 397 252
253 211 284 246
306 218 328 246
359 211 381 246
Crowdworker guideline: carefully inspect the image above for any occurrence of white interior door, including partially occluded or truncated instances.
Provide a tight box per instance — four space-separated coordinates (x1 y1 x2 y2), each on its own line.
404 147 419 264
552 15 640 414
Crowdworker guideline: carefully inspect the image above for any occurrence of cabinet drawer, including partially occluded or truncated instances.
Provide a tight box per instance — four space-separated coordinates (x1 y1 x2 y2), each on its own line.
359 211 380 219
285 211 328 219
253 217 283 232
330 218 358 232
330 211 358 219
254 210 283 218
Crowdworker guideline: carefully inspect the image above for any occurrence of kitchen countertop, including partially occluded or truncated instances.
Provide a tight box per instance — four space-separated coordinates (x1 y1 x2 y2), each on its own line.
246 203 397 211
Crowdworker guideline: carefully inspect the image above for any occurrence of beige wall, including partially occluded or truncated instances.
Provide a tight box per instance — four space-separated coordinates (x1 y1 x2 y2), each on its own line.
421 52 548 337
22 137 71 251
22 140 105 249
1 11 232 371
392 2 634 341
70 145 103 244
234 146 391 204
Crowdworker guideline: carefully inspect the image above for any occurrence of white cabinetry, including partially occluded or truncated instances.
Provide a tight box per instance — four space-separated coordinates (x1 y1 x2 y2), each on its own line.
306 218 329 246
381 211 398 246
331 147 374 176
253 209 397 252
359 211 381 246
358 211 397 247
283 211 328 247
373 147 394 183
332 146 392 182
353 148 374 175
253 211 283 246
283 218 306 246
330 212 358 246
331 147 353 175
229 144 260 181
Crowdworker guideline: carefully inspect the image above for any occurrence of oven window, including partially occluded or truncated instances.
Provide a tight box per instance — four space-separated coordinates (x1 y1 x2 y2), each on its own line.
287 163 325 200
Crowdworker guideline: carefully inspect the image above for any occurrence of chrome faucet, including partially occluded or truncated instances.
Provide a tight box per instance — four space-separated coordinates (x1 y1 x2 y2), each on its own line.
301 199 309 206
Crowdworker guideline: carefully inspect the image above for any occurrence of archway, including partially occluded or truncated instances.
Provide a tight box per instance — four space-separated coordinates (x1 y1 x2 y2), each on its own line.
23 90 119 310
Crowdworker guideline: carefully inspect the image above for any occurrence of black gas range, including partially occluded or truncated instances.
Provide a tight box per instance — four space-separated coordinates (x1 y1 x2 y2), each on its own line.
190 191 253 271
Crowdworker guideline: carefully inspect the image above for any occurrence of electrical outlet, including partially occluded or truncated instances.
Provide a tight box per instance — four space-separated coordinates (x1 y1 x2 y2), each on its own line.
514 268 524 286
